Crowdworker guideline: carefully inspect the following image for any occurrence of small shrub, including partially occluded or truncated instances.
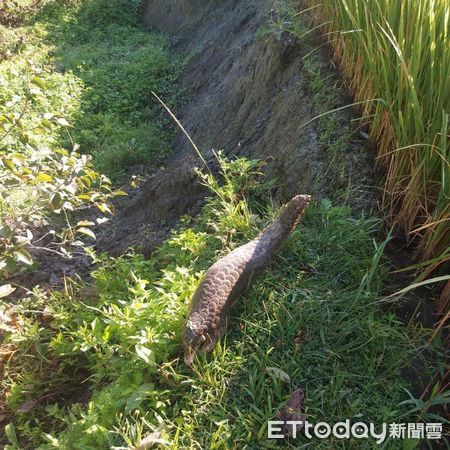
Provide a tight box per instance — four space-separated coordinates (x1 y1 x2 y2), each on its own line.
0 64 119 287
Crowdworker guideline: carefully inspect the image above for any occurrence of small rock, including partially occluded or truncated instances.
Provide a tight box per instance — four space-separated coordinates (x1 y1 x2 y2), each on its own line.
18 400 35 413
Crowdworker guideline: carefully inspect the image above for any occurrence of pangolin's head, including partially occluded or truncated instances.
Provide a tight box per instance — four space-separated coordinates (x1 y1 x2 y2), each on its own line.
183 318 206 365
290 194 311 211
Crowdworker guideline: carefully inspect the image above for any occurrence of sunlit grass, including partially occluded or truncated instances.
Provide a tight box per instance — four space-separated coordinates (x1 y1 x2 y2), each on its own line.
2 155 445 449
0 0 182 181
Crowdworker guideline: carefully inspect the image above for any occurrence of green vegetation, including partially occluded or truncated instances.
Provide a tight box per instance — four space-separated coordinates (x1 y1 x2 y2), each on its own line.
1 1 448 449
48 0 183 179
0 13 115 277
0 0 182 275
2 154 447 448
304 0 450 307
2 0 181 181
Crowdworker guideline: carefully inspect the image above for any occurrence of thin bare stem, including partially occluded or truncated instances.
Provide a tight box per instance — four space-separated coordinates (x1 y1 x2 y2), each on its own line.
151 91 213 174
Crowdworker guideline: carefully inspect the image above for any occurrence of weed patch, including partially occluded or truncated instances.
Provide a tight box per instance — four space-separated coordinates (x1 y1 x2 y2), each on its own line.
2 0 183 181
2 156 445 448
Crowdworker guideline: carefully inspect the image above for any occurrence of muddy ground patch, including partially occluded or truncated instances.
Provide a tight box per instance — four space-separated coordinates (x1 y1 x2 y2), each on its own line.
107 0 376 255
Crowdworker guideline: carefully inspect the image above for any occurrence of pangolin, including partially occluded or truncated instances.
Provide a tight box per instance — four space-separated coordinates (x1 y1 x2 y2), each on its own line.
183 194 311 365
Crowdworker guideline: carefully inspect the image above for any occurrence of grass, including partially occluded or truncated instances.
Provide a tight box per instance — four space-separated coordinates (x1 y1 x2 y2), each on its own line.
302 0 450 307
1 0 183 181
2 155 447 448
1 1 448 448
47 0 184 179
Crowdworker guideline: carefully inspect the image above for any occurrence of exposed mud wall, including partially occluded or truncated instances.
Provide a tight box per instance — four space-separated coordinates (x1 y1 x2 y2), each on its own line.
105 0 375 255
141 0 210 32
141 0 324 200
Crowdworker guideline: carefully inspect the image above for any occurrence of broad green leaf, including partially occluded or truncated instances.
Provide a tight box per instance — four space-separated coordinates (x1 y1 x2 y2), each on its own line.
57 117 70 127
4 256 17 272
19 133 29 144
54 148 69 156
2 159 15 171
97 203 113 214
41 119 53 128
76 221 95 227
0 224 13 239
50 193 63 209
34 126 47 135
63 182 78 195
14 249 33 265
5 423 19 446
31 76 47 90
80 176 92 188
135 345 155 365
10 153 25 163
36 173 53 182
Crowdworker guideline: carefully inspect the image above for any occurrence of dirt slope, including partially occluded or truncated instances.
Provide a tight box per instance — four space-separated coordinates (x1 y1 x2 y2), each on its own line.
106 0 375 254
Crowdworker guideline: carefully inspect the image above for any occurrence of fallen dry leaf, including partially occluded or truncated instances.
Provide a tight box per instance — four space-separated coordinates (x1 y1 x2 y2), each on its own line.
276 388 306 437
135 431 170 449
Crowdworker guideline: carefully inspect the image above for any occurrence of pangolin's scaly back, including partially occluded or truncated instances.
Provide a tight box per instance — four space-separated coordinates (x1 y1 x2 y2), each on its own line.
184 195 311 364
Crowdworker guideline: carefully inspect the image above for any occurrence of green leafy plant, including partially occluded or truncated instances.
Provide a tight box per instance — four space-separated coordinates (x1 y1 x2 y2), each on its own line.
0 0 184 287
1 153 264 448
0 63 119 291
1 154 442 449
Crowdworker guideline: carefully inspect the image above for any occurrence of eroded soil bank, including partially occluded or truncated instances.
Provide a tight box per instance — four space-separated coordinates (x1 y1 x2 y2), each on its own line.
107 0 376 255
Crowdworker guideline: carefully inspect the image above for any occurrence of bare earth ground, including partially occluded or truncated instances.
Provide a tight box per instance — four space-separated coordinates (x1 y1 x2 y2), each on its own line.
103 0 377 256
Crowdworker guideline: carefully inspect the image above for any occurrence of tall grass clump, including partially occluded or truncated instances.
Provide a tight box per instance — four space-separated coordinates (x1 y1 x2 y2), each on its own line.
303 0 449 309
